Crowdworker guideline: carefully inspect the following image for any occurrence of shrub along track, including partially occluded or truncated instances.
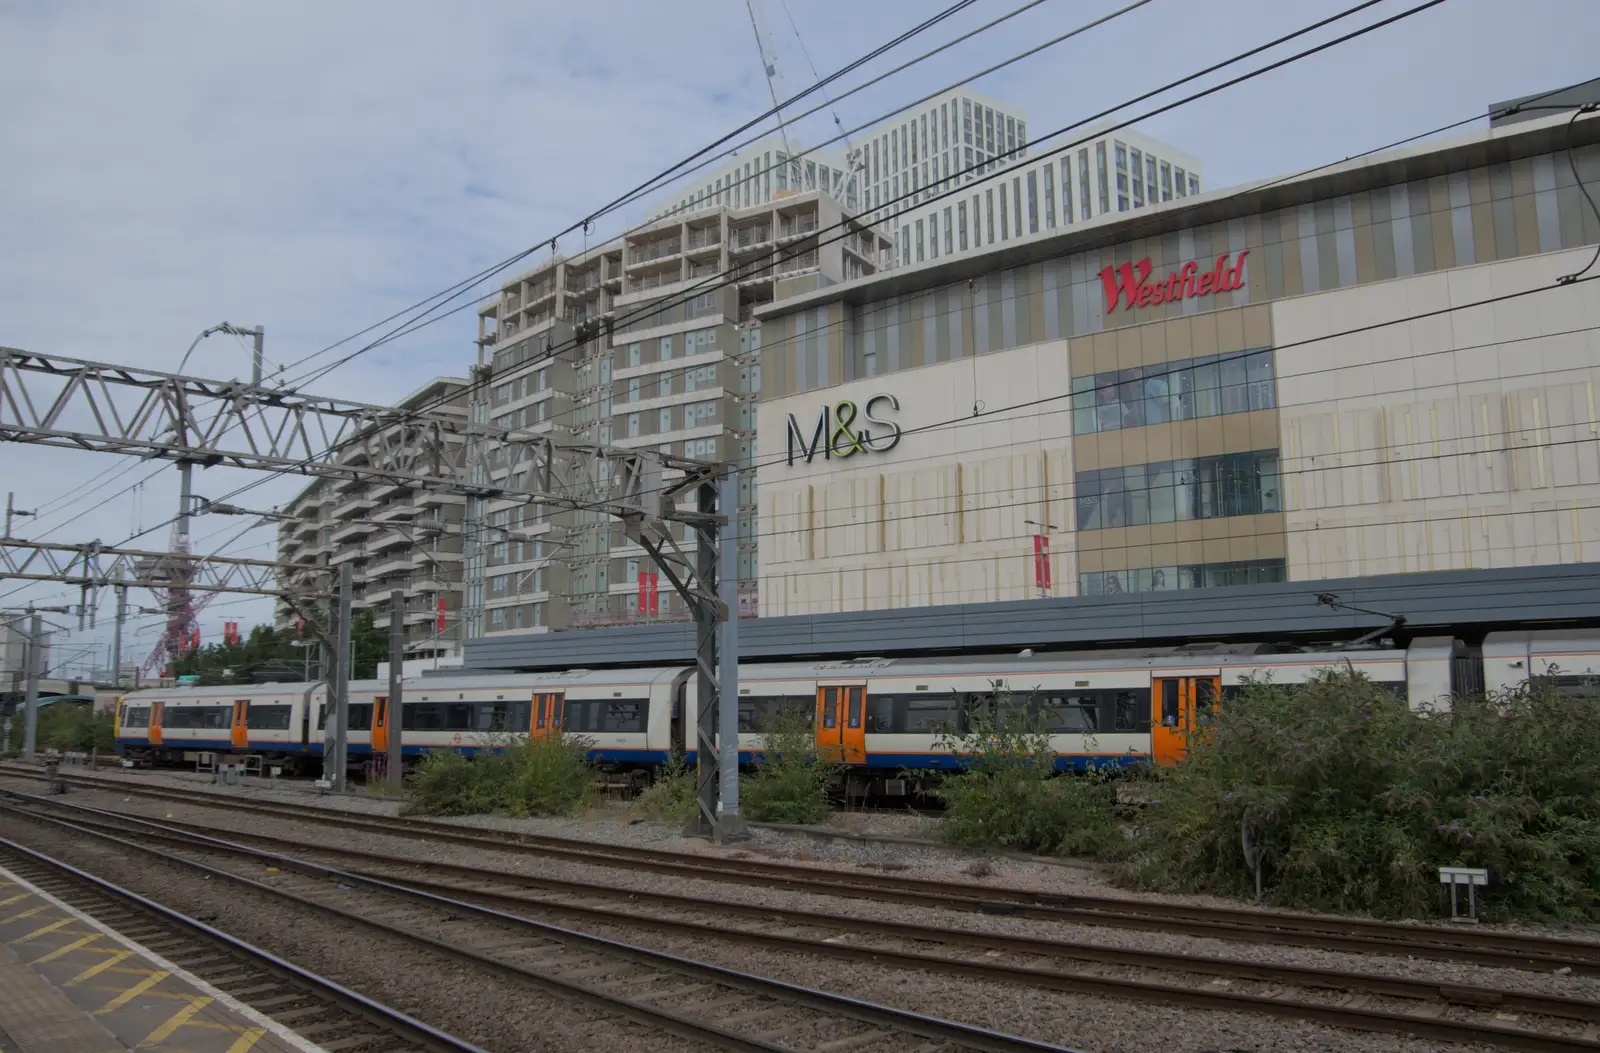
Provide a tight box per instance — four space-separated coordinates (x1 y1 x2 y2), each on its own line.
9 790 1600 1053
2 798 1089 1053
5 765 1598 977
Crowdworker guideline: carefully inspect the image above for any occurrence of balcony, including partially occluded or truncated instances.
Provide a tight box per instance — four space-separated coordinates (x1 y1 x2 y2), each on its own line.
779 215 819 239
685 227 722 252
626 238 682 267
328 543 366 566
731 224 771 251
332 491 377 519
291 518 321 540
370 497 419 523
368 528 409 553
330 518 377 545
628 270 681 294
369 552 412 579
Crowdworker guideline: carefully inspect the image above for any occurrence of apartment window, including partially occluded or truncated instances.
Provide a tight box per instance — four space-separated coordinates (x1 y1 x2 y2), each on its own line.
627 413 640 437
1070 349 1276 435
1079 151 1091 220
927 217 938 259
1174 167 1187 197
957 200 968 251
659 408 673 432
1043 166 1055 228
899 228 910 265
1115 142 1127 170
1005 115 1015 155
1075 450 1281 531
627 342 641 367
985 189 995 244
1146 156 1158 196
627 377 641 403
1161 162 1172 201
1096 142 1109 214
659 336 674 361
943 207 953 255
1118 194 1129 213
658 372 673 397
1189 174 1200 196
1130 148 1144 206
1017 121 1026 154
915 219 925 262
999 186 1008 240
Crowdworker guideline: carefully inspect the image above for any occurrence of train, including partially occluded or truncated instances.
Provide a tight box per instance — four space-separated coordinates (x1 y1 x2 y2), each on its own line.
113 629 1600 795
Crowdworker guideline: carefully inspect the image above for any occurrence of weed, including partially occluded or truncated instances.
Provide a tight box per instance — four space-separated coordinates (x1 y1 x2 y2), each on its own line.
932 691 1121 857
741 709 838 825
5 703 113 755
1115 669 1600 921
405 732 595 818
964 859 995 879
633 750 698 825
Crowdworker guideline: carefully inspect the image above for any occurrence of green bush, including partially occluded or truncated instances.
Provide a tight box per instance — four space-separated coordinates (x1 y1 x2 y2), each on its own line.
1114 669 1600 921
933 694 1120 857
742 709 837 825
634 751 698 825
4 702 114 755
405 733 595 818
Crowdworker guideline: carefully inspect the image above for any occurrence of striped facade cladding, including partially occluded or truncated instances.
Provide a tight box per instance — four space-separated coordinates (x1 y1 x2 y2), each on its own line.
760 140 1600 399
460 562 1600 671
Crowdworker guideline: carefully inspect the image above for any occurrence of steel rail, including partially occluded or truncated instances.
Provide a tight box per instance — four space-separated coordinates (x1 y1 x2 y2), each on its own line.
20 794 1600 1032
0 836 491 1053
10 767 1598 974
4 802 1086 1053
9 796 1600 1053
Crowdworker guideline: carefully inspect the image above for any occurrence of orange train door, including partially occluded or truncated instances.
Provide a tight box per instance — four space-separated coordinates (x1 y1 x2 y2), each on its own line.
533 693 564 739
1150 676 1219 765
372 697 389 755
149 702 164 746
231 701 250 750
815 685 866 764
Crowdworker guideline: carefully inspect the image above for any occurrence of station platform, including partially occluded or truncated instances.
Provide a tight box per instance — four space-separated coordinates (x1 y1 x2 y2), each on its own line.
0 863 321 1053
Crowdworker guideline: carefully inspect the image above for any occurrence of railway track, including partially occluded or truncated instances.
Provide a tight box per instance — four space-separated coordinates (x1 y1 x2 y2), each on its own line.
8 764 1600 976
10 791 1600 1053
3 799 1088 1053
0 835 490 1053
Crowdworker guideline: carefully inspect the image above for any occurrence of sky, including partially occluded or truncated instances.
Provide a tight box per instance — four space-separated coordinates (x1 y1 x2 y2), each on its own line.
1 0 1594 676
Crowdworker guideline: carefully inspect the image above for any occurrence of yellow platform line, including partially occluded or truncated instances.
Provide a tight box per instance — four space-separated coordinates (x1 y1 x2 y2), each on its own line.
0 891 33 906
225 1029 268 1053
1 903 50 923
67 948 134 986
137 994 212 1047
32 931 102 962
11 916 74 944
96 968 171 1013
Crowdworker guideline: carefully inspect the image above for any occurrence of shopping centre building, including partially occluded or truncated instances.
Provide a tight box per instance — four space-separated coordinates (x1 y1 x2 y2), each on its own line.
752 110 1600 619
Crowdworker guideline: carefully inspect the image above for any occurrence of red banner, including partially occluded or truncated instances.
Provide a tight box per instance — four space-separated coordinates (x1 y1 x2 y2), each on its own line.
637 572 647 613
648 573 659 615
1033 535 1052 592
436 597 447 632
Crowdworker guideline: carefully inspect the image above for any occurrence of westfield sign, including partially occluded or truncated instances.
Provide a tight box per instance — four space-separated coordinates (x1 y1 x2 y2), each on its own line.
1098 249 1249 313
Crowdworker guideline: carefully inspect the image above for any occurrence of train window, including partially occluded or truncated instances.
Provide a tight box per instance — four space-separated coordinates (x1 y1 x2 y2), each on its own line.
404 704 445 731
347 704 374 732
1195 680 1217 722
122 706 150 729
846 690 863 730
444 704 476 731
164 706 231 730
864 696 894 732
604 701 644 732
821 702 837 729
1532 674 1600 698
1038 694 1098 732
1160 681 1180 727
245 705 292 731
1116 691 1142 732
903 698 961 734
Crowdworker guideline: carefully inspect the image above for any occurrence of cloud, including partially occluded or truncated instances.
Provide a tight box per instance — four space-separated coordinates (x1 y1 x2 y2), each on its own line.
2 0 1595 655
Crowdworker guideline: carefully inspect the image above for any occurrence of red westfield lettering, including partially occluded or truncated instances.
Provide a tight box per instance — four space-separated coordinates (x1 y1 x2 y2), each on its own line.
1098 250 1249 313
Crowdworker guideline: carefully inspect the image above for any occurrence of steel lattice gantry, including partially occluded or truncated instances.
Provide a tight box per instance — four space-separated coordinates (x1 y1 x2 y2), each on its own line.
0 345 744 835
0 538 324 599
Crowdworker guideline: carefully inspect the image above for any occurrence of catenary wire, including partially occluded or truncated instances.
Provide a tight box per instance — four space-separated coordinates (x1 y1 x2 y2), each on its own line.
89 0 1364 551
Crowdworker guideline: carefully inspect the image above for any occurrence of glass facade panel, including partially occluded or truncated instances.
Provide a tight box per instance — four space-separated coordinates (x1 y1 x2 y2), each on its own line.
1075 450 1280 531
1080 559 1286 596
1072 349 1275 435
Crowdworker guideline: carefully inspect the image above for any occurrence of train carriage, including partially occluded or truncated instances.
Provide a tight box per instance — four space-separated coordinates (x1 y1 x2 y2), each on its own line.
115 683 315 768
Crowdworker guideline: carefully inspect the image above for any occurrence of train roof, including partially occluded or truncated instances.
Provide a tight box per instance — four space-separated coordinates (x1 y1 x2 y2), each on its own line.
406 668 684 694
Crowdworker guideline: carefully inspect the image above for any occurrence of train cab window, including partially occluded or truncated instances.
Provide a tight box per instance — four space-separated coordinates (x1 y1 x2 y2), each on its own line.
1114 691 1141 732
245 705 292 731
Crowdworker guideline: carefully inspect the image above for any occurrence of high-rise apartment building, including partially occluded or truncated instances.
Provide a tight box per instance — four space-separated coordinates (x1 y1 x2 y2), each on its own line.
274 377 470 662
468 189 893 638
649 133 860 220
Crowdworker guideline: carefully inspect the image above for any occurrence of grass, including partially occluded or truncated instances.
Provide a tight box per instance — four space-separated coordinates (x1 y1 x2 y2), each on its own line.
633 751 698 825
